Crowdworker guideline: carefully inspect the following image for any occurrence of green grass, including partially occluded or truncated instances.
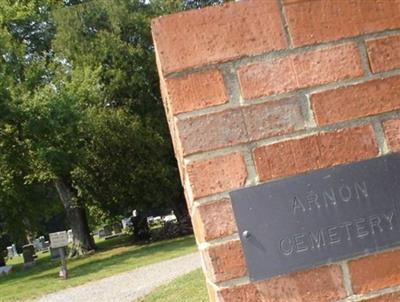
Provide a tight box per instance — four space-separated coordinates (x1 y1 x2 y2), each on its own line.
0 235 197 302
140 269 208 302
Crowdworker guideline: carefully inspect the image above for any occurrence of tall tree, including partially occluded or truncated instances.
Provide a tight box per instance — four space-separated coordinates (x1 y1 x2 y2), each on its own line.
51 0 191 222
0 0 96 253
21 65 103 253
0 0 228 250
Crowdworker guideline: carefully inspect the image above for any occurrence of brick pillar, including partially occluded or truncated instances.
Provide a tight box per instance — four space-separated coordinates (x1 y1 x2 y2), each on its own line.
151 1 400 301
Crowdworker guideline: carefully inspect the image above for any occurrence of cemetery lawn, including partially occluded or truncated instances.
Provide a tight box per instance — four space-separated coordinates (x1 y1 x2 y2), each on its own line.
0 235 196 302
141 269 207 302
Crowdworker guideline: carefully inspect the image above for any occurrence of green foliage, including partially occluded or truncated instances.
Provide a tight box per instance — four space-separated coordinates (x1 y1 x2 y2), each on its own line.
50 0 187 221
0 0 63 237
53 0 161 118
0 0 82 240
22 66 104 183
74 109 169 211
183 0 225 9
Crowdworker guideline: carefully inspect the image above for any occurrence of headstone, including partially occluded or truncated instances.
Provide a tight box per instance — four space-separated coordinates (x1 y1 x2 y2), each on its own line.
32 237 46 252
22 244 35 266
148 216 161 225
50 247 65 260
121 218 130 230
98 229 106 238
103 225 112 236
163 214 177 223
43 241 50 251
6 246 14 259
50 247 60 259
12 244 17 256
112 222 122 234
32 239 40 251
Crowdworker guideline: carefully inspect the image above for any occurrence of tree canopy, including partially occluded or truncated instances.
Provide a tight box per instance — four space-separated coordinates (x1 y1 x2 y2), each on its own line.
0 0 228 249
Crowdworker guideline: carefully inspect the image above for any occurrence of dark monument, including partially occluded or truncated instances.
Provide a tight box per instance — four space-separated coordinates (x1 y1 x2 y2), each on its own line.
22 244 36 267
103 225 113 236
112 222 122 234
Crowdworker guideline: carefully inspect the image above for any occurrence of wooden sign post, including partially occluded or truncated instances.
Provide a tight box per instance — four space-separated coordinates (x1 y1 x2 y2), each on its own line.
49 231 69 279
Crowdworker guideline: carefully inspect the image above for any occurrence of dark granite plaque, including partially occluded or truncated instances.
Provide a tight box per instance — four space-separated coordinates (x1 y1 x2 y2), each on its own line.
230 154 400 282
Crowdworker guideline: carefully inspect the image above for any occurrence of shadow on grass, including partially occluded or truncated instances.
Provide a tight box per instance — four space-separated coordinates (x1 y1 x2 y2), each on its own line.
0 234 131 284
0 257 63 288
95 234 133 251
0 235 194 287
27 236 195 281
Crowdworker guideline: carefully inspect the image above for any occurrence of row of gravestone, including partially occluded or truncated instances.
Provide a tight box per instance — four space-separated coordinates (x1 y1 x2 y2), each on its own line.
18 243 67 269
1 223 122 276
0 244 39 276
1 233 71 271
98 222 123 239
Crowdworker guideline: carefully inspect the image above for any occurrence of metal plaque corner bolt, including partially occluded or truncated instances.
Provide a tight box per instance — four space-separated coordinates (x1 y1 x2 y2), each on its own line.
242 230 251 239
230 154 400 282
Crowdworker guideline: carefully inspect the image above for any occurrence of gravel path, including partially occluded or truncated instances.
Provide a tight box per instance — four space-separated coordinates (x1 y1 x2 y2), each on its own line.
31 252 201 302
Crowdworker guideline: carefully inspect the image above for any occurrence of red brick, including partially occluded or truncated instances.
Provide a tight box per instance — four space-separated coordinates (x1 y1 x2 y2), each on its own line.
219 283 261 302
349 249 400 294
366 34 400 73
151 0 286 74
311 75 400 126
242 99 304 142
284 0 400 47
383 119 400 152
165 69 227 115
238 43 363 100
177 108 247 156
218 265 345 302
359 292 400 302
177 98 305 155
253 125 378 182
192 198 238 242
202 240 247 283
187 153 247 200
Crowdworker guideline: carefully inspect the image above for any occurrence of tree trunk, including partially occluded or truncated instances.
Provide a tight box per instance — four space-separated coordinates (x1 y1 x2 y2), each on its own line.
170 191 193 236
66 206 96 255
0 254 5 267
54 179 96 255
170 190 191 223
